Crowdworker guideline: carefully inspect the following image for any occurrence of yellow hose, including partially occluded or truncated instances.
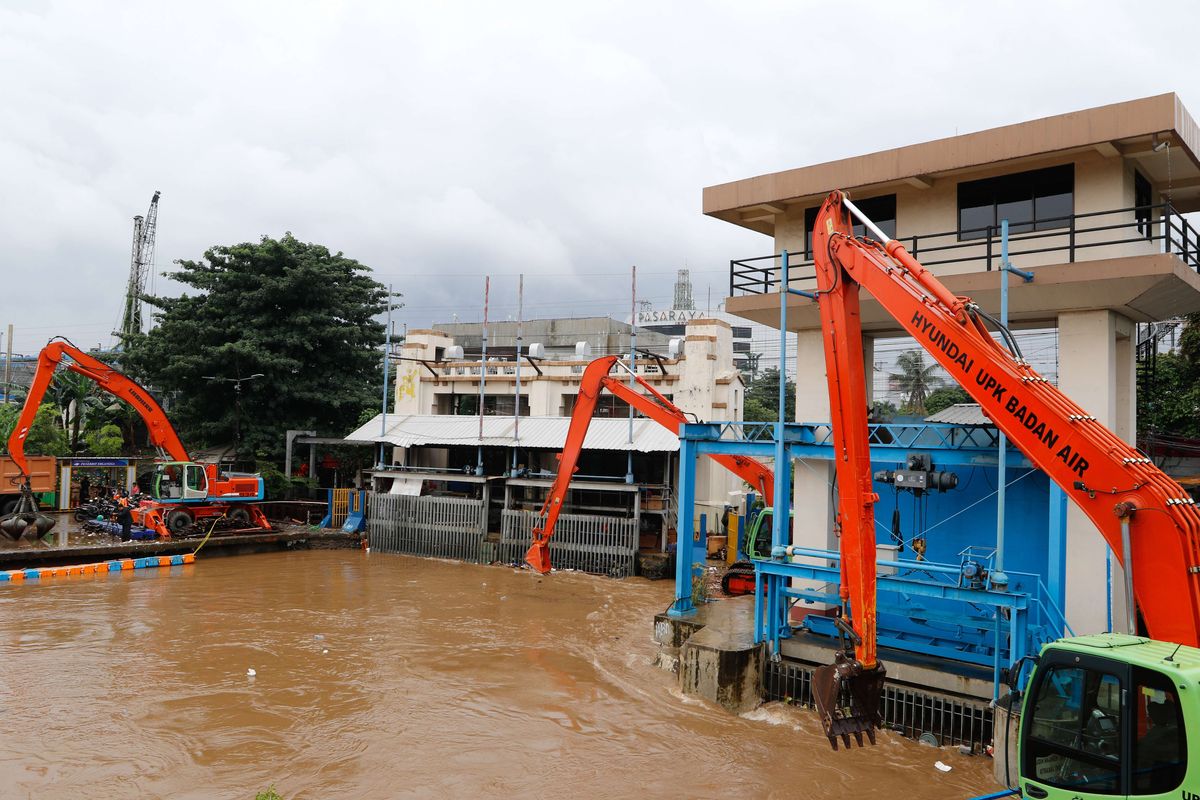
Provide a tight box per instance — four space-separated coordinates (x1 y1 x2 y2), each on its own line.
190 514 224 557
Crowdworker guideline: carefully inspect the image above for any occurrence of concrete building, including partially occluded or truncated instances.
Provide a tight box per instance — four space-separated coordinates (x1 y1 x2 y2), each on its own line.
431 316 673 363
708 93 1200 636
352 317 747 551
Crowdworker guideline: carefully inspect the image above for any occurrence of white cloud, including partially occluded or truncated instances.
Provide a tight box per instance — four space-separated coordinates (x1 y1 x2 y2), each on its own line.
0 0 1191 352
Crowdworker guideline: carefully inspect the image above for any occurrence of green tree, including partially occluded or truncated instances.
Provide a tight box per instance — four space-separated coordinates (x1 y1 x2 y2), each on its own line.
47 370 98 454
85 424 124 456
924 385 972 416
0 403 69 457
869 399 898 422
124 234 391 460
891 350 942 415
743 367 796 422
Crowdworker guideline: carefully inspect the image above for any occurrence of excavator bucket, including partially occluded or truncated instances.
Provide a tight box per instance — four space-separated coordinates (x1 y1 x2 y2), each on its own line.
0 483 55 540
811 651 887 750
525 528 552 573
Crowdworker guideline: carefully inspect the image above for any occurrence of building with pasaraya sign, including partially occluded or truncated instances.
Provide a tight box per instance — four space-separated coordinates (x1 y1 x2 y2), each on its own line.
631 269 792 377
707 93 1200 638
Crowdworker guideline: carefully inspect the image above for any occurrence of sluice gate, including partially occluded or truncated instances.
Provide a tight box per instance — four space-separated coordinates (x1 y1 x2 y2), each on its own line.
500 509 636 577
367 493 486 562
763 659 992 750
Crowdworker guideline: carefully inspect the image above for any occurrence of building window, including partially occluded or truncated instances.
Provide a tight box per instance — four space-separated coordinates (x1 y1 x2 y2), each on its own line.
1135 170 1153 239
733 341 751 353
732 326 752 339
806 194 896 258
957 164 1074 240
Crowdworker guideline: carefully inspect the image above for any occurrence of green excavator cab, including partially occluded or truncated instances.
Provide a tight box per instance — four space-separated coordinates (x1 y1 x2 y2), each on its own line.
1018 634 1200 799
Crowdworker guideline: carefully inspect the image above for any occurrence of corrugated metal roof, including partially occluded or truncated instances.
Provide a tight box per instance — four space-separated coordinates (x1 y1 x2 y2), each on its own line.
345 414 681 452
924 404 993 426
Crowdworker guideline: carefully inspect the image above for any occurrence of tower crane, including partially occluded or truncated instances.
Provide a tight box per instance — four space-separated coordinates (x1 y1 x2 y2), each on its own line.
116 190 161 342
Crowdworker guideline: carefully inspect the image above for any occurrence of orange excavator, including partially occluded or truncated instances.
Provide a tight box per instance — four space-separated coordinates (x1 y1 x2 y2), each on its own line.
524 354 774 574
3 339 269 538
803 190 1200 768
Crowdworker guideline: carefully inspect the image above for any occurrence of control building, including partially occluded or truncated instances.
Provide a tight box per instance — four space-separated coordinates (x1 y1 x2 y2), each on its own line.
708 93 1200 636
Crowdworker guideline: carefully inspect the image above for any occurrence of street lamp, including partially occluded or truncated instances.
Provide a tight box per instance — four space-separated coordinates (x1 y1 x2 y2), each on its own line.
201 373 265 463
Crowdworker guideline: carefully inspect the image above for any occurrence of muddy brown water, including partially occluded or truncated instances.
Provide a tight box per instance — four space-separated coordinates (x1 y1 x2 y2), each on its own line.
0 550 993 799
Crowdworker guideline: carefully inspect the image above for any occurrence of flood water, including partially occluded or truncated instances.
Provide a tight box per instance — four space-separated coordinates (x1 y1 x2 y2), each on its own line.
0 551 993 799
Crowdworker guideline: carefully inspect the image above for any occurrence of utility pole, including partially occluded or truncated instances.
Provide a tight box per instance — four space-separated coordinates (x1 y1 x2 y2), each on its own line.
3 324 11 403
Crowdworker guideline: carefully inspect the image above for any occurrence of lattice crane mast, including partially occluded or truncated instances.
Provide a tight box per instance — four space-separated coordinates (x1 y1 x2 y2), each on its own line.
117 190 161 342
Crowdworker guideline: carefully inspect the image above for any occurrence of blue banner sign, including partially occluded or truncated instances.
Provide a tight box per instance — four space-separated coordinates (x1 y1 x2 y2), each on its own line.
71 458 129 467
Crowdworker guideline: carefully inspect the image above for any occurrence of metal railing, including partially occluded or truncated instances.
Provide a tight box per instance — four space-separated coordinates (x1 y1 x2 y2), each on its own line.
730 201 1200 296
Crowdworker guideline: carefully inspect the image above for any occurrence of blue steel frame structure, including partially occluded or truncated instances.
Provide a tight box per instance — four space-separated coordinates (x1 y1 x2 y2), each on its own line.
667 420 1073 688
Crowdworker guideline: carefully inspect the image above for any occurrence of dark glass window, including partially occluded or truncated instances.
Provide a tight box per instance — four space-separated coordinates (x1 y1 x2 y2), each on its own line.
732 326 752 339
805 194 897 258
733 341 751 353
1024 664 1123 794
1134 667 1187 794
1135 171 1153 238
957 164 1074 240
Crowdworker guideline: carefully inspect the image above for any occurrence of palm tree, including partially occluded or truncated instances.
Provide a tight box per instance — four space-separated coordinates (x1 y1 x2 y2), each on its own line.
891 350 941 415
47 371 98 454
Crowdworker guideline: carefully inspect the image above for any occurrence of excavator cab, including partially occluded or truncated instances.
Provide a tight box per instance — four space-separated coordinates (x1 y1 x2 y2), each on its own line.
1018 636 1196 799
152 462 208 501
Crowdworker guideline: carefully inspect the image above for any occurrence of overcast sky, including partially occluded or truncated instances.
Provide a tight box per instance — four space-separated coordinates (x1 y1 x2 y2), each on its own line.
2 0 1195 356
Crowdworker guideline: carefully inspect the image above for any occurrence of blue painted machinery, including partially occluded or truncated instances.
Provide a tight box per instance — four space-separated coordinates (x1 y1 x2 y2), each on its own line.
668 420 1074 691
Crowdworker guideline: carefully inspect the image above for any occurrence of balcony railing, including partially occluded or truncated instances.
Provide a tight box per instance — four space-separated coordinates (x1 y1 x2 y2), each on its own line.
730 201 1200 296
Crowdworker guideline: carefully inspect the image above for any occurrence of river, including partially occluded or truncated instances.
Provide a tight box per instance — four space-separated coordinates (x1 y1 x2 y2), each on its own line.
0 550 993 798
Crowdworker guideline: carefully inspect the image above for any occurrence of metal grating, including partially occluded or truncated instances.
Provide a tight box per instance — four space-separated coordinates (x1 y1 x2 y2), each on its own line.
500 509 636 578
763 658 992 750
368 493 485 562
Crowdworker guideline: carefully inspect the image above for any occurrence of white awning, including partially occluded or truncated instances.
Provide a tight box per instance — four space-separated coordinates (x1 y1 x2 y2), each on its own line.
345 414 680 452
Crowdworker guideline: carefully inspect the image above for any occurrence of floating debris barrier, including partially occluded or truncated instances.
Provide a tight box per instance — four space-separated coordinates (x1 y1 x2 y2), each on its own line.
0 553 195 582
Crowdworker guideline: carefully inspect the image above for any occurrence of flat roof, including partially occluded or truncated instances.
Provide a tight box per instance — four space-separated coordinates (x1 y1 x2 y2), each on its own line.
705 93 1200 233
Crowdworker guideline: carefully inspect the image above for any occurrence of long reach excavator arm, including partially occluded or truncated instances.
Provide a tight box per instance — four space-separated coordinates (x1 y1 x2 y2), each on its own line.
807 190 1200 748
524 355 774 573
8 339 191 476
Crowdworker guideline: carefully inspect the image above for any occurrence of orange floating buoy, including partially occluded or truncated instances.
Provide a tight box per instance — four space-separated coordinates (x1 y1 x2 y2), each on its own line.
157 556 172 567
10 572 24 583
182 553 196 565
120 559 134 571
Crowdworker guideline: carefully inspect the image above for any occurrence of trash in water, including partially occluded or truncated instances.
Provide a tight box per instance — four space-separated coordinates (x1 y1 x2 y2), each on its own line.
934 761 951 772
247 668 256 677
322 649 329 654
918 732 939 747
314 634 324 641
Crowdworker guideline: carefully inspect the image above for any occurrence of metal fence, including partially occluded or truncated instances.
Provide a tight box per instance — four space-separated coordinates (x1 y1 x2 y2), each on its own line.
500 510 637 578
367 493 486 563
763 658 992 750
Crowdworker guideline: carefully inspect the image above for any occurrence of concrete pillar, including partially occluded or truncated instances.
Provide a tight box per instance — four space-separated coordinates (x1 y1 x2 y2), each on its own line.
1058 309 1135 635
791 330 836 613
